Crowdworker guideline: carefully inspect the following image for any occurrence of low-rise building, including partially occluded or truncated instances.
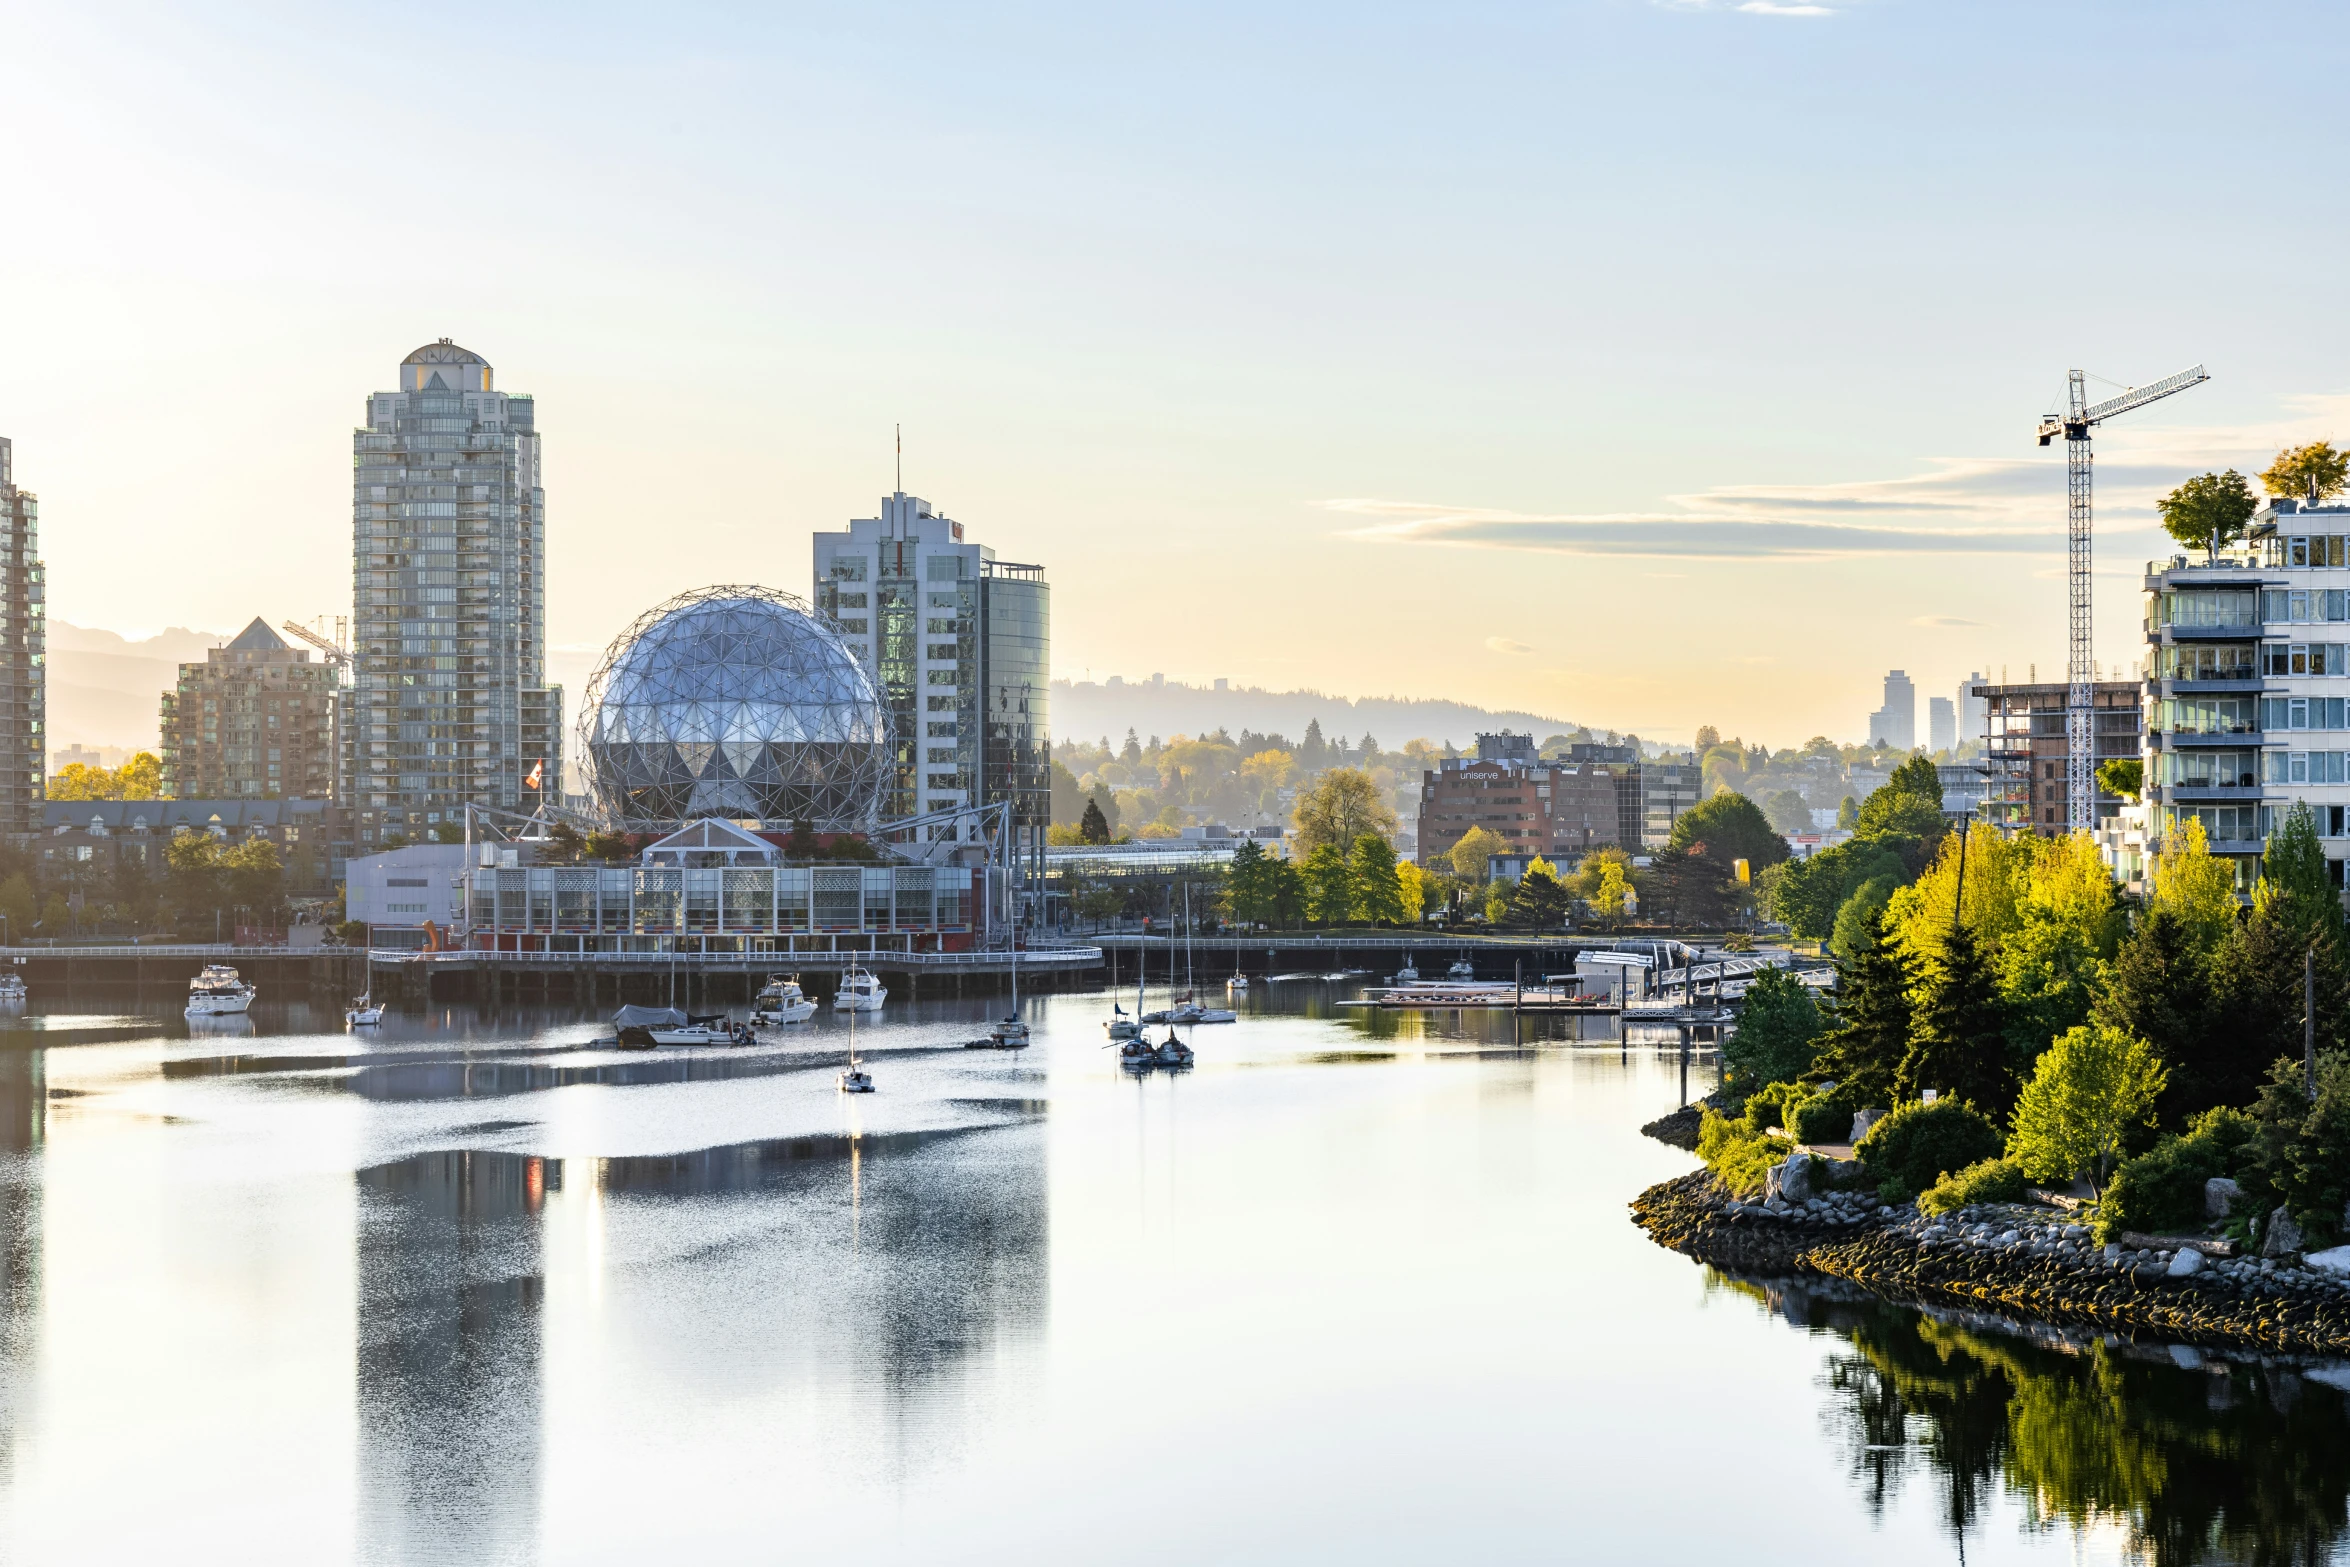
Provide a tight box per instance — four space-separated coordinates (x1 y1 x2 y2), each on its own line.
344 842 468 940
36 798 349 899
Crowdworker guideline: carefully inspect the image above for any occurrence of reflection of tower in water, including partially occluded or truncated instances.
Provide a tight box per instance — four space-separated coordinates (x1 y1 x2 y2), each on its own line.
0 1050 41 1487
355 1150 557 1567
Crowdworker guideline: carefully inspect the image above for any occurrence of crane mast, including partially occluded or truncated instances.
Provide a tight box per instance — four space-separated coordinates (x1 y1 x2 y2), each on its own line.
2034 364 2208 833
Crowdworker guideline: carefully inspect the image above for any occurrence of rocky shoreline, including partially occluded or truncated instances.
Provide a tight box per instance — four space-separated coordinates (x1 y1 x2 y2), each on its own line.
1632 1168 2350 1354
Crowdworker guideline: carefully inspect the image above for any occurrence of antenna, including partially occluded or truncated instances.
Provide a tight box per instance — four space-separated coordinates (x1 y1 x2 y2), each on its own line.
895 424 902 493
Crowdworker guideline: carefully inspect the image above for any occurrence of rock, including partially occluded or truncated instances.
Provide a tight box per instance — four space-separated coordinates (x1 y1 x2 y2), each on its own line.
1850 1108 1886 1143
2306 1245 2350 1277
2102 1244 2122 1264
2168 1248 2206 1278
1770 1152 1813 1204
2206 1177 2245 1219
2265 1207 2306 1260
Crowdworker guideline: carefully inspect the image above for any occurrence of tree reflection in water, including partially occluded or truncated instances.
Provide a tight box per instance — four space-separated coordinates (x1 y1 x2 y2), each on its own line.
1722 1275 2350 1566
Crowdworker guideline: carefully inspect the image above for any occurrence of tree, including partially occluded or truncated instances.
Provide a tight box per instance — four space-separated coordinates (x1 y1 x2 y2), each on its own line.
222 837 285 916
1899 927 2016 1122
586 830 636 864
1766 839 1906 940
1087 788 1122 840
2095 758 2142 801
2096 907 2237 1128
429 821 465 844
1830 875 1898 958
1446 825 1506 882
39 892 69 934
118 752 162 800
2254 799 2343 949
1395 859 1430 922
1723 966 1824 1090
545 821 586 861
1291 767 1396 858
1505 861 1571 929
2007 1023 2167 1194
1654 848 1739 929
0 873 32 935
1348 834 1405 923
1694 725 1721 750
1808 913 1914 1105
1078 796 1112 845
1764 788 1812 835
2149 816 2239 957
2156 469 2258 556
164 829 225 927
46 762 114 801
1120 728 1142 767
1835 796 1859 831
1266 856 1308 928
1224 839 1273 924
1591 859 1629 926
1049 758 1086 825
1302 844 1353 924
2261 440 2350 505
1666 788 1790 874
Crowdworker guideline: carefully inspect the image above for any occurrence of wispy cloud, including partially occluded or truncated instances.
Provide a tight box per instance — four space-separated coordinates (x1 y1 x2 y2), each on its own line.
1738 1 1833 13
1486 636 1535 655
1329 396 2350 562
1913 615 1987 628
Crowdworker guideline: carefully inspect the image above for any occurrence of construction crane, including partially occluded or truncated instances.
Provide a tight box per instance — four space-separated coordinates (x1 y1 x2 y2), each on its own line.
2035 364 2209 832
281 617 349 667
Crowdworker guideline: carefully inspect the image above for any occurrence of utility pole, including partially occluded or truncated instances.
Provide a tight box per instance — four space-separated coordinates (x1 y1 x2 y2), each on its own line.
2307 943 2318 1100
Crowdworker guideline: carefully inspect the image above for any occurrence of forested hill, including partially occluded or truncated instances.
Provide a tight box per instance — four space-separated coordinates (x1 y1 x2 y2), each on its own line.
1053 677 1581 751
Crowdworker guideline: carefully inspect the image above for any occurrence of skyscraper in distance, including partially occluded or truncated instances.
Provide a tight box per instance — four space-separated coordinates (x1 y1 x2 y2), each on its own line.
1928 696 1956 753
1868 668 1916 750
0 438 42 834
349 341 561 844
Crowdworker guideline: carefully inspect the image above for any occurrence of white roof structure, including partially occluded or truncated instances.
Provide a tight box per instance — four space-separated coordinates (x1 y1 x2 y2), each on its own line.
638 818 779 866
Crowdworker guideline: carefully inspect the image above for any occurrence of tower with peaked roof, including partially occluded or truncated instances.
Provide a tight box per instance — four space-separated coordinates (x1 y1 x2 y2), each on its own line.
0 437 40 833
349 340 562 844
158 618 337 799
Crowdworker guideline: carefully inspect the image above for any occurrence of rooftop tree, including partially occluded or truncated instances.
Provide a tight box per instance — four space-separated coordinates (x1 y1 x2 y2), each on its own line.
2156 469 2258 559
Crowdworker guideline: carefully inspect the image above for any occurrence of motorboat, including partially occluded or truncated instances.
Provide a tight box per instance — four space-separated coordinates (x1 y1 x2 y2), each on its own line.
186 964 256 1017
1446 959 1476 981
1189 1005 1238 1024
1392 957 1420 983
833 965 888 1013
345 992 384 1027
613 1005 741 1049
0 972 25 1003
750 974 817 1026
1226 973 1249 992
1104 1004 1141 1041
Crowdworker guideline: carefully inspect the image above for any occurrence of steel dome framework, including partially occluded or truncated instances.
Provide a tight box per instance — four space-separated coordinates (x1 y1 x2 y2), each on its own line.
579 585 891 832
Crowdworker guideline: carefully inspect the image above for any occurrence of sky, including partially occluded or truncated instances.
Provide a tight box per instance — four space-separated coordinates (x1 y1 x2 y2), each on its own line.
6 0 2350 750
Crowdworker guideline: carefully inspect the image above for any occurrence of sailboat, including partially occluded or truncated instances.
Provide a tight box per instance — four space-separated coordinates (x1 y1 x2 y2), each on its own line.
977 947 1031 1048
345 991 384 1027
840 999 874 1093
1182 883 1237 1022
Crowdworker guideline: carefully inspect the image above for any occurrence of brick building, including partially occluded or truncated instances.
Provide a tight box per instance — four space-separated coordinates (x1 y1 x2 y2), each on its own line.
158 619 338 800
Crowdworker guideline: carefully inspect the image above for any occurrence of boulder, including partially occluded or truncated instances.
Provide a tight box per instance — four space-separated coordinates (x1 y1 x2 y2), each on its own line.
2306 1246 2350 1277
2167 1248 2206 1278
1768 1151 1813 1204
1850 1108 1886 1143
2265 1207 2306 1260
2206 1177 2245 1219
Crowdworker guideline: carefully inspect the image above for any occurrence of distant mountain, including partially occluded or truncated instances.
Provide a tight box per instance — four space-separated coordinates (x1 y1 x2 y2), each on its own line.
47 622 234 756
1053 677 1596 752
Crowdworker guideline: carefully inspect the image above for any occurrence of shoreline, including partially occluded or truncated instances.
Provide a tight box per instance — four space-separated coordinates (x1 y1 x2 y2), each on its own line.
1630 1168 2350 1355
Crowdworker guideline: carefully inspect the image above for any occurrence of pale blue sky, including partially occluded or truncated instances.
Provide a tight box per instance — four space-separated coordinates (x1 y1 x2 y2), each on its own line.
5 1 2348 745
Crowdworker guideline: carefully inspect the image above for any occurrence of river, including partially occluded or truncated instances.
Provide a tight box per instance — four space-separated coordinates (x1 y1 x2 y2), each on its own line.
0 980 2340 1564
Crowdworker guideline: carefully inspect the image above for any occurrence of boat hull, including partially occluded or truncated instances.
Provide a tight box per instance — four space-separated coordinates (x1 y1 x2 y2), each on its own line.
185 993 255 1016
752 1002 818 1025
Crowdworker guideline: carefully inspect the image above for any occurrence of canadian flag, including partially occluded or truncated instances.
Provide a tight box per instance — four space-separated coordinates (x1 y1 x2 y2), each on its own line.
525 759 544 791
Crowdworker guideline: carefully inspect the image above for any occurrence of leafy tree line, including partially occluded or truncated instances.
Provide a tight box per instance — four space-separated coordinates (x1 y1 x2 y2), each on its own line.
47 751 163 802
0 827 290 941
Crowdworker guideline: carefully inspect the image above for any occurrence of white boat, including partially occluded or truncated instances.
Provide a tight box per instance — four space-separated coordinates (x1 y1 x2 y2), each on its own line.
345 993 384 1027
840 1000 874 1091
613 1006 746 1048
750 974 817 1026
833 965 888 1013
186 964 256 1016
1104 1004 1141 1041
1392 954 1421 983
0 972 24 1003
1151 1032 1195 1068
983 950 1031 1047
1117 1035 1156 1068
1226 973 1249 993
1446 959 1476 981
1190 1006 1238 1024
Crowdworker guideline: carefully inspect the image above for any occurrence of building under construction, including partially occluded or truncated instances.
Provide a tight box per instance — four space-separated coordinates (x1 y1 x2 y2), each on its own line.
1972 677 2142 834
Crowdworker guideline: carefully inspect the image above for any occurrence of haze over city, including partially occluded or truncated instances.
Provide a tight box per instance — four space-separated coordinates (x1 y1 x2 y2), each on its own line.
9 2 2350 745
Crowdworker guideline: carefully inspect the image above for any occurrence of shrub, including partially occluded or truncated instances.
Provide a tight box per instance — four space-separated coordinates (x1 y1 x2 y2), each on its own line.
1919 1156 2031 1217
1722 968 1824 1092
2097 1106 2257 1243
1791 1082 1864 1145
1856 1099 2002 1196
1697 1108 1790 1197
1740 1080 1799 1135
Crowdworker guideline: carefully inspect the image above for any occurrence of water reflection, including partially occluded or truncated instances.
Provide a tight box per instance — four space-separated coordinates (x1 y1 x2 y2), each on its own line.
1733 1274 2350 1564
0 1050 39 1487
356 1149 553 1567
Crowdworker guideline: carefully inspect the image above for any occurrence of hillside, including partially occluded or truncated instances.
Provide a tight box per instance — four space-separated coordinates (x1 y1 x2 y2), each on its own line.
47 622 233 758
1053 677 1594 752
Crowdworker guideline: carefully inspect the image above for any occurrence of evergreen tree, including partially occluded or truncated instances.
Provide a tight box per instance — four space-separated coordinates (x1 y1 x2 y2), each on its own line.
1267 857 1308 929
1504 862 1571 929
1224 839 1271 923
2095 905 2233 1124
1807 913 1913 1105
1723 966 1825 1091
1121 729 1142 767
1303 843 1352 924
2256 800 2343 949
1300 718 1327 771
1899 927 2016 1121
2211 890 2350 1107
1078 796 1111 845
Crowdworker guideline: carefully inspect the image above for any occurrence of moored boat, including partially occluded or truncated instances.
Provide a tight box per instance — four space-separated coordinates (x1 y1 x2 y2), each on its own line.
833 965 887 1013
186 964 256 1016
750 974 817 1025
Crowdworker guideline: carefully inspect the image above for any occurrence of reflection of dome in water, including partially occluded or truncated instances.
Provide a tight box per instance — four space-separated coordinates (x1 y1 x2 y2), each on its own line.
580 586 889 831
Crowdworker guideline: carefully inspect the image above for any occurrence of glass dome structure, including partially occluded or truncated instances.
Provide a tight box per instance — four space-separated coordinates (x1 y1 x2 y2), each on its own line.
580 586 891 831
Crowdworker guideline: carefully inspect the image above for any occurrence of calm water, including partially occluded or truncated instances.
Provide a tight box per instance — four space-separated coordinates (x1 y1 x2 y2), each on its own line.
0 982 2342 1565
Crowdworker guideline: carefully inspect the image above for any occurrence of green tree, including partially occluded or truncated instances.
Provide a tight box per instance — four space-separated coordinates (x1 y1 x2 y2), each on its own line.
1504 861 1571 929
1653 848 1739 928
1224 839 1273 924
38 892 69 934
1446 825 1506 882
1348 834 1405 923
1766 839 1906 941
164 829 225 928
2261 440 2350 505
2007 1023 2167 1194
1829 874 1898 958
1667 788 1790 874
2254 799 2343 948
2095 906 2239 1127
1291 767 1397 858
0 873 32 936
1078 796 1112 845
2149 816 2239 956
2094 758 2142 801
1302 843 1353 924
2155 468 2258 556
1809 917 1915 1106
222 837 285 916
1723 966 1825 1090
2247 1052 2350 1246
429 821 465 844
1899 927 2016 1121
117 752 162 800
1266 856 1308 928
1834 795 1859 830
586 829 637 863
1591 859 1629 926
46 762 114 802
1763 788 1812 835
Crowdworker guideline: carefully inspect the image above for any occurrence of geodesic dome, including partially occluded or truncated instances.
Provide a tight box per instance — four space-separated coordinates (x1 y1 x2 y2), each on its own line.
580 586 890 832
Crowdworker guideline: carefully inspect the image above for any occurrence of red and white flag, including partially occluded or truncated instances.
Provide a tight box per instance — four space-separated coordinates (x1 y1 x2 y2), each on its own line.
525 759 544 790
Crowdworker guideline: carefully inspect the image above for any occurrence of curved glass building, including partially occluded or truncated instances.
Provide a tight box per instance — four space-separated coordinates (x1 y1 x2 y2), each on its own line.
580 587 891 831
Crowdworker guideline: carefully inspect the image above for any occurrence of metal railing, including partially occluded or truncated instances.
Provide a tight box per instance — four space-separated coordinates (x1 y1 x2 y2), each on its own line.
373 944 1103 969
